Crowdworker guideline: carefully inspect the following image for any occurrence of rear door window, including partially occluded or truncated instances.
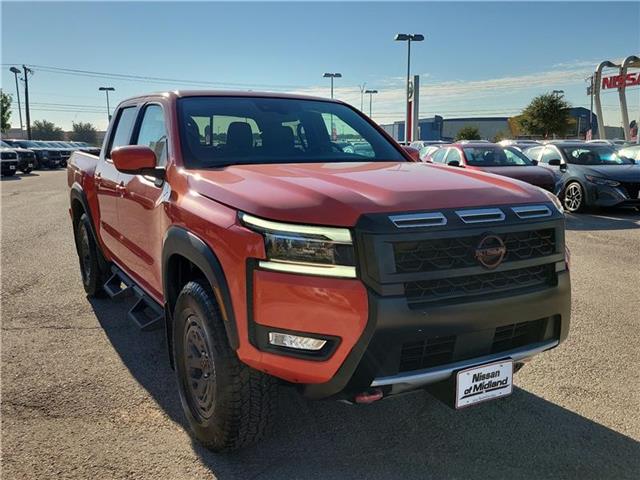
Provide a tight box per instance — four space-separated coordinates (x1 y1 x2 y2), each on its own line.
135 105 169 167
108 107 137 158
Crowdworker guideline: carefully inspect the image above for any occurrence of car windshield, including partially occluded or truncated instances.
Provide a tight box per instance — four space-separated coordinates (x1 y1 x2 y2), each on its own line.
177 96 405 168
561 146 633 165
0 140 10 148
462 146 533 166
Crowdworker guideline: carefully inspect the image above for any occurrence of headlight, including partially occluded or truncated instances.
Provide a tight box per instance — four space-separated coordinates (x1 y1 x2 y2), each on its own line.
541 189 564 214
240 213 356 278
585 175 620 187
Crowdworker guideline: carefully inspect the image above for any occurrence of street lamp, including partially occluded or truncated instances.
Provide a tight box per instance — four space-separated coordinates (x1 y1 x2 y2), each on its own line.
323 73 342 99
9 67 24 132
394 33 424 142
98 87 115 121
364 89 378 118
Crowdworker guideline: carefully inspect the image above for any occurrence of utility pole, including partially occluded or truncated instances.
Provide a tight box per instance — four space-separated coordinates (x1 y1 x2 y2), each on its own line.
22 65 32 140
359 83 366 111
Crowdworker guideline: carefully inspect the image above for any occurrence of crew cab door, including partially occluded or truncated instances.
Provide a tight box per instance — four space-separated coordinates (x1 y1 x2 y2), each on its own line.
95 105 138 260
116 103 169 299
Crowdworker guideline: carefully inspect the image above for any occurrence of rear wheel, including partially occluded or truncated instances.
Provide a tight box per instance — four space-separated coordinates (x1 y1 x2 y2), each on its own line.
173 280 277 452
74 213 104 296
563 182 585 213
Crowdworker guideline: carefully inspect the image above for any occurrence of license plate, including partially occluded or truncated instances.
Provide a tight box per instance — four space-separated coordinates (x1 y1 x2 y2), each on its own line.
28 163 33 167
455 360 513 408
10 165 15 170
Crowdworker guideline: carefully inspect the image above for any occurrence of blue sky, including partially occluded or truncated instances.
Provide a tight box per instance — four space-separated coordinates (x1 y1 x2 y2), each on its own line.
2 1 639 131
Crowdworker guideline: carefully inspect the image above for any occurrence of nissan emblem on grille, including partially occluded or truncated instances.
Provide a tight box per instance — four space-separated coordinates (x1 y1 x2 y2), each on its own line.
475 234 507 269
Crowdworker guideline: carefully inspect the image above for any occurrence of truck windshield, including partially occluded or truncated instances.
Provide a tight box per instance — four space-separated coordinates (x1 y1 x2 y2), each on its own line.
177 96 405 168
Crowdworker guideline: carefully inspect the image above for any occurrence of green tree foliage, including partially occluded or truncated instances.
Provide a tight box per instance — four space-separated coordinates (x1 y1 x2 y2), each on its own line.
32 119 64 140
455 126 481 141
69 121 98 145
1 91 12 133
518 93 571 139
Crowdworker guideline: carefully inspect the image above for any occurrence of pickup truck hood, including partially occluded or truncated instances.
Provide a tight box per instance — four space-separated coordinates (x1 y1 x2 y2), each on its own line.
188 162 549 226
469 165 555 189
580 164 640 182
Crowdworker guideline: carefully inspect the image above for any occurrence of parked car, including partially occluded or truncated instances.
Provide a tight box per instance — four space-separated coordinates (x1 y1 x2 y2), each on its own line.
0 140 34 173
587 139 633 149
525 142 640 212
424 142 557 192
418 144 443 161
409 140 446 150
68 91 570 451
69 141 101 156
618 144 640 162
37 141 72 167
3 139 62 169
0 144 19 177
498 139 542 152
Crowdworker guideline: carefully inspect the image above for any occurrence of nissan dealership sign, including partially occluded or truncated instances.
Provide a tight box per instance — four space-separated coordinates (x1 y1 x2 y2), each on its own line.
602 72 640 89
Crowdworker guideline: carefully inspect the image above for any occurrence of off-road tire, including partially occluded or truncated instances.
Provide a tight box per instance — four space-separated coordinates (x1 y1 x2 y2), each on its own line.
173 280 277 452
74 213 104 296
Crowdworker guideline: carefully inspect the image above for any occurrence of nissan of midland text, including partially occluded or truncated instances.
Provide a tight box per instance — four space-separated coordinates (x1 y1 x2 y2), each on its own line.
67 91 571 451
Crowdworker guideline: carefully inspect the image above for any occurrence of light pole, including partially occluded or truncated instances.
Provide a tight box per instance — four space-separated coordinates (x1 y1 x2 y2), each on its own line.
9 67 23 132
99 87 115 122
395 33 424 142
323 73 342 99
22 65 33 140
364 89 378 118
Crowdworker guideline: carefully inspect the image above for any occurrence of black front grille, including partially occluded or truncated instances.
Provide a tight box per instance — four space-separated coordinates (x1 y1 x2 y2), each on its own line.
1 151 17 160
405 264 556 306
621 182 640 200
17 151 35 160
397 318 548 373
394 229 556 273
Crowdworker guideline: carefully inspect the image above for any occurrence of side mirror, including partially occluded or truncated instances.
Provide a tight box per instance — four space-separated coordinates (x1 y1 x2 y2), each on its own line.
111 146 163 179
531 159 539 165
447 160 461 167
403 146 421 162
548 159 562 166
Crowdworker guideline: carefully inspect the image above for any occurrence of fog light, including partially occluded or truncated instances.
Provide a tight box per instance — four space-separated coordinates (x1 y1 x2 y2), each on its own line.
268 332 327 351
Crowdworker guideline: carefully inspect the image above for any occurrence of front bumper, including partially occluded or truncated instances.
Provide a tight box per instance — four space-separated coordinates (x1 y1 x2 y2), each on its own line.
586 183 640 207
302 269 570 399
1 161 18 174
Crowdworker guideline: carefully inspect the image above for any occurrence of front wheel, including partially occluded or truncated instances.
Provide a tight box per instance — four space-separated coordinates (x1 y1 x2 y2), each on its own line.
173 280 277 452
563 181 585 213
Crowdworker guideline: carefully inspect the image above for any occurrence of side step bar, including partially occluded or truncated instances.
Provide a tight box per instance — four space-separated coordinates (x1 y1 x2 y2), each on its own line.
103 267 164 331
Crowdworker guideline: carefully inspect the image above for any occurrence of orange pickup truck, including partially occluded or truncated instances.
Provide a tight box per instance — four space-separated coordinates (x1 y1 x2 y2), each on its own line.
68 91 570 451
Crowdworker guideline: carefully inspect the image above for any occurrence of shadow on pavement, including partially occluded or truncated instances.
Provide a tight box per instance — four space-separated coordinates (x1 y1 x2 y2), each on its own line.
90 297 640 480
565 208 639 231
1 175 22 181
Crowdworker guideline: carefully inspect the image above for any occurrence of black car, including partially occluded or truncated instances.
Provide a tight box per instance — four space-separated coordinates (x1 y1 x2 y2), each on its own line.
4 140 62 169
0 140 34 173
0 147 19 176
37 141 72 167
525 142 640 212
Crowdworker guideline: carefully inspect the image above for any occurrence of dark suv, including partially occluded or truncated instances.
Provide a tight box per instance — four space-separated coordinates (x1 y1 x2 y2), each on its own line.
4 140 62 169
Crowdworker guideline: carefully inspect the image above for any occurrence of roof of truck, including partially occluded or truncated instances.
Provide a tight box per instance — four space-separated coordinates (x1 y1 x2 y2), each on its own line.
123 90 340 103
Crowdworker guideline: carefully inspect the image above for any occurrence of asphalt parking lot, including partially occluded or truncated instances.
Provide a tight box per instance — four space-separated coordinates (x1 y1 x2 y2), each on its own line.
2 170 639 479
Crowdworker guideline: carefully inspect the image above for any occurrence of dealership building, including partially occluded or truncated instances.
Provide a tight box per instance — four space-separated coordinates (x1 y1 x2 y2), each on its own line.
380 108 606 142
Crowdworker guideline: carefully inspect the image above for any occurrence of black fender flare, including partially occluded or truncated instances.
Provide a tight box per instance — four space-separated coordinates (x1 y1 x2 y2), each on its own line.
162 226 239 352
69 184 109 271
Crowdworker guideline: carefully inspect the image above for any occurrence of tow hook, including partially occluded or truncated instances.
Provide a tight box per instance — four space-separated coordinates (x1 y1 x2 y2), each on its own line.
354 388 384 404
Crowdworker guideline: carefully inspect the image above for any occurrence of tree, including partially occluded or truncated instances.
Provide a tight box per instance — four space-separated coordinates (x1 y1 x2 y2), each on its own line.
518 93 571 139
1 91 11 133
32 119 64 140
70 121 98 145
455 126 481 141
